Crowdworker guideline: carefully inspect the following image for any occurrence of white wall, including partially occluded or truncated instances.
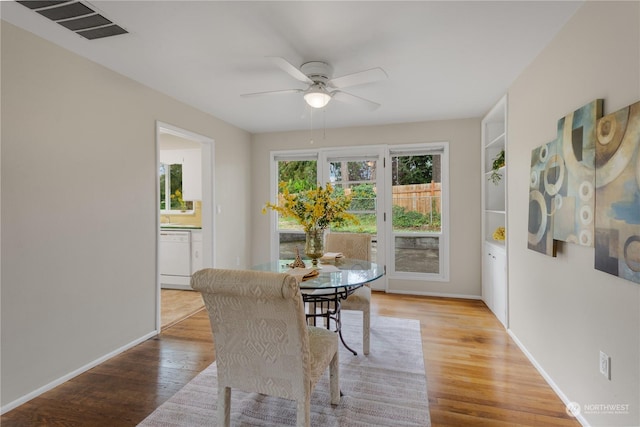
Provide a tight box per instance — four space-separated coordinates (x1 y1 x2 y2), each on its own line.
0 22 251 408
251 118 482 297
508 2 640 426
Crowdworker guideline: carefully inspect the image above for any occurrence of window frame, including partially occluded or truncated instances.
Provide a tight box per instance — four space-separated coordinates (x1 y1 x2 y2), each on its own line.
268 141 450 285
386 142 449 282
159 162 195 215
268 151 319 258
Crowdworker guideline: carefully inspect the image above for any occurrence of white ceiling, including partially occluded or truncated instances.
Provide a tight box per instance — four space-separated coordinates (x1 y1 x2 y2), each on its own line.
1 1 582 134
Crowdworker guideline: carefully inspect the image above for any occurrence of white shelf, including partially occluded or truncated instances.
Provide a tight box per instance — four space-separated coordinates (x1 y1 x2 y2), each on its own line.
481 95 508 328
486 132 506 149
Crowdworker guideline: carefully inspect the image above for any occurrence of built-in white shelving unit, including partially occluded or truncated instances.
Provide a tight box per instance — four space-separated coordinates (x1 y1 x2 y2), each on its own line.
481 95 508 327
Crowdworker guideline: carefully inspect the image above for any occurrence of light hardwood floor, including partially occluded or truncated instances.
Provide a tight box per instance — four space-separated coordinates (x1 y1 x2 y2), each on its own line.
161 289 205 329
1 293 580 426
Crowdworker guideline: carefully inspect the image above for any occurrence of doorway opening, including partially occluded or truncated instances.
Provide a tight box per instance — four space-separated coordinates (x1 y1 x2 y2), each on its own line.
156 122 214 331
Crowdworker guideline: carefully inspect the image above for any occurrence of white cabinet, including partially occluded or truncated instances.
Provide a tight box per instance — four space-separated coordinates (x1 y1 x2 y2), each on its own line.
483 242 507 326
481 96 508 327
191 229 203 274
181 149 202 201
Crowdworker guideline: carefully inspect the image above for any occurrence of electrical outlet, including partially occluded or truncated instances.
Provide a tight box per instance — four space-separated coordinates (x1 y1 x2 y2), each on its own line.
599 351 611 380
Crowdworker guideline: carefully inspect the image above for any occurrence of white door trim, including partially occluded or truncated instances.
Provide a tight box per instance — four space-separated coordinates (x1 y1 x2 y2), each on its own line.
155 121 215 332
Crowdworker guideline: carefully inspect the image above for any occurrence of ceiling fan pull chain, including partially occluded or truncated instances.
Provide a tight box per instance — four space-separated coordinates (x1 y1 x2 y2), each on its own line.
309 106 315 145
323 109 326 140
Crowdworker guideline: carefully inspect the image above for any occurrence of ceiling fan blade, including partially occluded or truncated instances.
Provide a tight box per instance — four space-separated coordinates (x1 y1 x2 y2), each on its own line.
267 56 314 85
241 88 304 98
329 67 388 89
332 90 381 111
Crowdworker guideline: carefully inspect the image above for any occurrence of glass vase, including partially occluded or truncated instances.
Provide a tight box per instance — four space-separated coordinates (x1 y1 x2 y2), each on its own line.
305 229 325 266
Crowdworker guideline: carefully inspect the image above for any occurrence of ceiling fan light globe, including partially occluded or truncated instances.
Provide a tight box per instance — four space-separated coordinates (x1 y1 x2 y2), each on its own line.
304 91 331 108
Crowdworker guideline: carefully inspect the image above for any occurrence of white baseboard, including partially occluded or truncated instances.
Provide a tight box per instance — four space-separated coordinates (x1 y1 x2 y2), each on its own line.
160 274 191 289
507 329 590 427
383 289 482 300
161 284 192 290
0 330 159 415
160 274 193 291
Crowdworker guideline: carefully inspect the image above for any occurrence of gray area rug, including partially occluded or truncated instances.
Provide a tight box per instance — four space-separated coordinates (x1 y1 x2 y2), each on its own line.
139 311 431 426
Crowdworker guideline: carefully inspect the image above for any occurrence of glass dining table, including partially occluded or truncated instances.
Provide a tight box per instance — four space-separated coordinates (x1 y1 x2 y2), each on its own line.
250 258 383 355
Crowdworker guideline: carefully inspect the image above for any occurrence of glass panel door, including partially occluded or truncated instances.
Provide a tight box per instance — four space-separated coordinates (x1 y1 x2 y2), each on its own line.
270 143 448 290
328 159 378 261
325 149 385 290
389 151 446 278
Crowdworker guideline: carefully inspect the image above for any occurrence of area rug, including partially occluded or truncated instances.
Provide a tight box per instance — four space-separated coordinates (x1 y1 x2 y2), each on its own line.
138 311 431 426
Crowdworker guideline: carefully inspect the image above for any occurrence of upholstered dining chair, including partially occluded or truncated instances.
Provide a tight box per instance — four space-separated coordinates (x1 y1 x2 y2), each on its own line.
324 232 372 355
191 268 340 427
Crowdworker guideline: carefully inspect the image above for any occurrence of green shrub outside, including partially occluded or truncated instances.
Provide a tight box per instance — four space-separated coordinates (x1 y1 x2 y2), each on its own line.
277 183 441 233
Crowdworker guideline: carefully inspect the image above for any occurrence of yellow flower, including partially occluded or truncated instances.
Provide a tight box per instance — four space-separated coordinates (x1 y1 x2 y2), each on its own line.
263 182 358 232
493 226 506 241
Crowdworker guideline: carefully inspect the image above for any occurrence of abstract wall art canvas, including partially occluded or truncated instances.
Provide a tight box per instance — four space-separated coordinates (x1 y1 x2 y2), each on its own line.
594 101 640 284
528 142 558 257
526 97 640 285
552 100 603 246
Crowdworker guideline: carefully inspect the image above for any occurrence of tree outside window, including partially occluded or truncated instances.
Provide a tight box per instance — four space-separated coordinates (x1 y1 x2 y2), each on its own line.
160 163 194 212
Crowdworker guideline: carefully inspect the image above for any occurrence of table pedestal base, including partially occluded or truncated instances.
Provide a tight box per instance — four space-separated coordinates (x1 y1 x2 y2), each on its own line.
303 286 361 356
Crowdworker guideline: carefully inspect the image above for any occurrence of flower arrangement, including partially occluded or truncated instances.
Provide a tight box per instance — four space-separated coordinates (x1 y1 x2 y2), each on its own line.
262 182 358 232
493 226 506 241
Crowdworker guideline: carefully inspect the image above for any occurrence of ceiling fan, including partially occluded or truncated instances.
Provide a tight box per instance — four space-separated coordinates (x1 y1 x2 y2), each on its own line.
241 57 387 111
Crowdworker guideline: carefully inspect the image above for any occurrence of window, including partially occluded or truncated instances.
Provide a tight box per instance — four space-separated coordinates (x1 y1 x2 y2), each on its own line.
159 163 194 213
272 154 318 259
269 142 449 288
388 144 448 280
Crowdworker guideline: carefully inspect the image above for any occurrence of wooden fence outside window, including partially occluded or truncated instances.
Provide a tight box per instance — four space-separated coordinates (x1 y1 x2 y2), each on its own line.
391 182 441 215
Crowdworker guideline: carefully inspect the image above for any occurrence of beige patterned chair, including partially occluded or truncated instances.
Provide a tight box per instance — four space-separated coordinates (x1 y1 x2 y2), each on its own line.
325 232 372 355
191 268 340 427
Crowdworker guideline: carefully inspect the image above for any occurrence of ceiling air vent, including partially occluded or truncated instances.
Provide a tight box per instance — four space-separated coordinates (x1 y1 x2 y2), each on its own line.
16 1 128 40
